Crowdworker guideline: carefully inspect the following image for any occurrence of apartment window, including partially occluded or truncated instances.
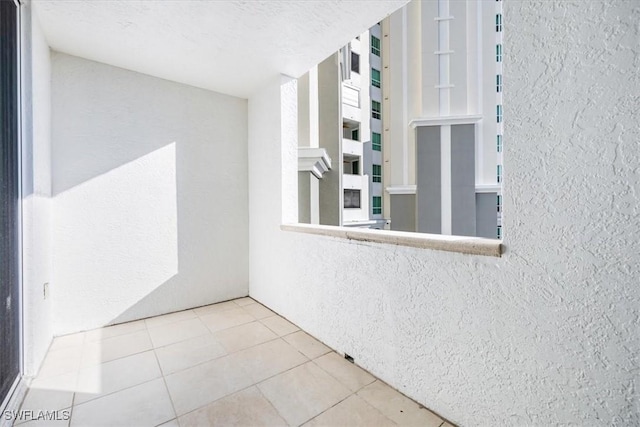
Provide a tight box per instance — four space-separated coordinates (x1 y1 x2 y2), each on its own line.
496 74 502 92
497 104 503 123
372 100 381 119
372 164 382 183
351 128 359 141
497 225 502 239
344 189 361 209
372 132 382 151
497 134 502 152
496 14 503 32
371 35 381 56
497 195 502 212
496 44 503 62
371 68 381 88
497 165 502 183
373 196 382 215
351 51 360 74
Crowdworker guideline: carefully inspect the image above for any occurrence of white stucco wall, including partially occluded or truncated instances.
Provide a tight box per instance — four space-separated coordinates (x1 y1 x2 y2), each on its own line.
51 53 248 335
20 3 54 377
248 1 640 425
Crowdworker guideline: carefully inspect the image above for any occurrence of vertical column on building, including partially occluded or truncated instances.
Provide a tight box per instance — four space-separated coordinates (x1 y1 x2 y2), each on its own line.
317 53 342 226
385 6 418 232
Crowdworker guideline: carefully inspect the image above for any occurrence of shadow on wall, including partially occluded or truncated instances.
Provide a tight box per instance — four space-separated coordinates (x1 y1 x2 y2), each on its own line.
50 52 249 334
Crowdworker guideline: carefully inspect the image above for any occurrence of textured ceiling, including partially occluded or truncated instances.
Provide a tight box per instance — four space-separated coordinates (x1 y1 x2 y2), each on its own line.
33 0 408 98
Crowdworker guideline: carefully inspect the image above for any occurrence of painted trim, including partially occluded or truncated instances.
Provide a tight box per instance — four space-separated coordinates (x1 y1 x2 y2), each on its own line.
475 184 501 193
386 185 416 195
434 16 454 21
298 147 332 179
434 50 455 55
409 114 483 127
281 223 502 258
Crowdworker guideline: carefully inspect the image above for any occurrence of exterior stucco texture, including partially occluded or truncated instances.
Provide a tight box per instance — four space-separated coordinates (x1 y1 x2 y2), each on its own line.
249 1 640 425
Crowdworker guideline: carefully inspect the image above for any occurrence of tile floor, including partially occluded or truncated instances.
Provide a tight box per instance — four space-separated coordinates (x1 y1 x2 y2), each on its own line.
16 298 452 427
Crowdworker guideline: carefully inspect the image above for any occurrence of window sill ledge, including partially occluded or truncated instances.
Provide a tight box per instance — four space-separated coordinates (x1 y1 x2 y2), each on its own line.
281 223 502 257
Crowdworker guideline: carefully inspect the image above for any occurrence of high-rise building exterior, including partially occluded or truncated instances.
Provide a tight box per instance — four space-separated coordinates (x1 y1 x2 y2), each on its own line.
340 24 386 229
297 26 388 229
298 0 503 238
382 0 503 238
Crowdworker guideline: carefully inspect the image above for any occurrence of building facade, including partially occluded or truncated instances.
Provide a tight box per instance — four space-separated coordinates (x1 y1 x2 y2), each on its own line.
383 0 503 238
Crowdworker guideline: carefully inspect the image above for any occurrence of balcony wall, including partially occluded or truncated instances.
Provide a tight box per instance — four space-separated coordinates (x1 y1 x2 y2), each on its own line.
50 53 249 334
248 2 640 425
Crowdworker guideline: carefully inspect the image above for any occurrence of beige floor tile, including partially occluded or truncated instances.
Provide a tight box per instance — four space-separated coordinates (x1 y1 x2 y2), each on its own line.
357 381 443 427
232 338 308 383
30 372 78 393
37 347 83 379
158 418 180 427
242 302 275 319
144 309 196 329
81 329 152 366
71 379 174 427
84 320 146 342
213 322 278 353
155 419 179 427
314 352 375 392
258 361 351 426
154 333 227 375
260 315 299 336
49 332 85 353
304 394 397 427
18 388 74 413
232 297 255 307
164 355 254 416
283 331 331 359
75 350 161 404
147 317 209 348
199 307 255 333
441 422 455 427
179 386 287 427
193 301 238 317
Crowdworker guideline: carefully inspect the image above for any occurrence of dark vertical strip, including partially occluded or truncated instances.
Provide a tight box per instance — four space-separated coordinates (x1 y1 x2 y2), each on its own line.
416 126 441 233
450 124 476 236
0 0 20 405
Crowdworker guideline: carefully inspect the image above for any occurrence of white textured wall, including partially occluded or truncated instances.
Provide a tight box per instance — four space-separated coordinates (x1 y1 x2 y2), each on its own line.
20 3 54 376
51 53 248 334
248 1 640 425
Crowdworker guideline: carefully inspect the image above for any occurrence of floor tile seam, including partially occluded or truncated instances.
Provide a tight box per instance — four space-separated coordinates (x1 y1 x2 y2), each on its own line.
158 335 289 378
192 306 242 318
151 348 180 426
69 373 164 409
149 329 212 349
358 376 447 423
173 356 313 421
150 329 217 352
202 320 254 336
292 390 358 427
75 345 156 372
309 357 376 394
257 316 300 337
253 383 291 427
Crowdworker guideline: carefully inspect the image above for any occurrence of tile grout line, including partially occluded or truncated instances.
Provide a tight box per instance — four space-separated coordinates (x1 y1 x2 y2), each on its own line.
151 339 181 427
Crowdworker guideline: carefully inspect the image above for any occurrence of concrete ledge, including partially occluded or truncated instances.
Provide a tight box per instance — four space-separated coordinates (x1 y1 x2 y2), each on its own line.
281 223 502 257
